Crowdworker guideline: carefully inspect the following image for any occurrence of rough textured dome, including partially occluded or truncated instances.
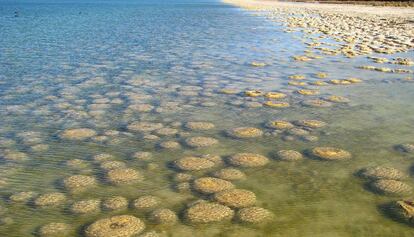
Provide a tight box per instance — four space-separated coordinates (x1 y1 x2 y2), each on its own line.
38 222 71 237
174 156 216 171
71 199 101 214
185 136 218 148
369 179 412 196
127 122 163 132
212 168 246 181
102 196 128 211
237 207 273 224
63 175 97 191
227 127 263 138
294 120 326 128
276 150 303 161
192 177 234 194
106 168 143 185
397 143 414 153
132 195 160 210
311 147 351 160
213 189 256 208
34 193 66 207
265 120 294 130
85 215 145 237
60 128 96 140
185 122 215 130
184 202 234 224
148 208 177 225
359 166 407 180
227 153 269 167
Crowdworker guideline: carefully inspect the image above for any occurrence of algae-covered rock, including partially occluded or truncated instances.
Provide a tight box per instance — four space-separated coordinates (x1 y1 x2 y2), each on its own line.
148 208 177 225
227 127 263 139
227 153 269 167
85 215 145 237
106 168 143 185
312 147 351 160
212 168 246 181
185 136 218 148
276 150 303 161
71 199 101 214
185 122 215 130
38 222 71 237
236 207 273 224
102 196 128 211
60 128 96 140
132 195 160 210
184 202 234 224
370 179 412 196
174 156 216 171
213 189 256 208
193 177 234 194
359 166 407 181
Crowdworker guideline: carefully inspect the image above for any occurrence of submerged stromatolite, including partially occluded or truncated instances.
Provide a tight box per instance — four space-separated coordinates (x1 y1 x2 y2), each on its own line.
85 215 145 237
184 202 234 224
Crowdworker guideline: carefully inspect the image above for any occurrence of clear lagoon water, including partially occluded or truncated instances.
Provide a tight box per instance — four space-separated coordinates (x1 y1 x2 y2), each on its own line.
0 0 413 236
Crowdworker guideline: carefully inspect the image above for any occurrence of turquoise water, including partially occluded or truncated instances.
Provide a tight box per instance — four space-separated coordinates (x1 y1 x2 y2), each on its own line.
0 0 414 236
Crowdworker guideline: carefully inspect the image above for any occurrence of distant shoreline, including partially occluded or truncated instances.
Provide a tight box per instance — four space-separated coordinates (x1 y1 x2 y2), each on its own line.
277 0 413 7
223 0 414 17
222 0 413 58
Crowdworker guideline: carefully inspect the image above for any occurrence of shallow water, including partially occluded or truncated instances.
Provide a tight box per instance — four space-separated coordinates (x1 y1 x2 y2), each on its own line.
0 0 413 236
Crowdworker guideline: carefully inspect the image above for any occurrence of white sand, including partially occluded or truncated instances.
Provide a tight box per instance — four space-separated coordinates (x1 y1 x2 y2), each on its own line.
222 0 414 57
223 0 414 17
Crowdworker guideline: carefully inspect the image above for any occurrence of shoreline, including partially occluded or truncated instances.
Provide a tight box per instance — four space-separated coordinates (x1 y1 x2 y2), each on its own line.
223 0 414 17
276 0 414 8
222 0 414 58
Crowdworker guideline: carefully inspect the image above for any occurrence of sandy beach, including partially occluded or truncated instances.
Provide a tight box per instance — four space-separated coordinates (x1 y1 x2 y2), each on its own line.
223 0 414 57
223 0 414 16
